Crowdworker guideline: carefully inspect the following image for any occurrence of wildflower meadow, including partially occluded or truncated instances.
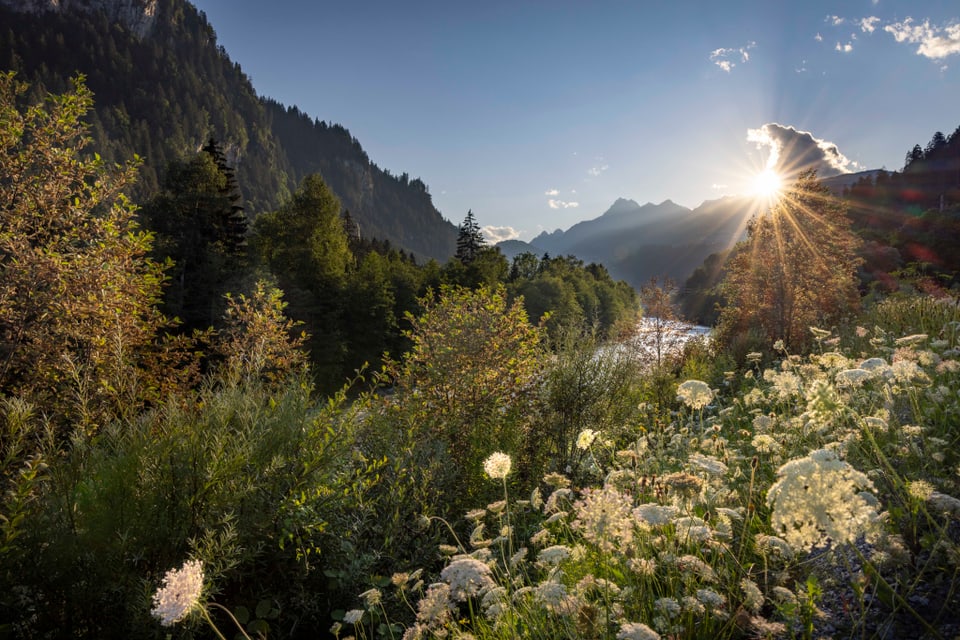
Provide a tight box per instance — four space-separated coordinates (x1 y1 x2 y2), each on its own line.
327 295 960 640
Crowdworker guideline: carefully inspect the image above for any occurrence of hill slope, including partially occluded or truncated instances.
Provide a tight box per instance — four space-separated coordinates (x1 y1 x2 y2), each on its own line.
0 0 457 260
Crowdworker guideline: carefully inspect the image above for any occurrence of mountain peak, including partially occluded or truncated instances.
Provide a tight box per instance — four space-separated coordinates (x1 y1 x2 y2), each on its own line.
0 0 158 37
603 197 641 216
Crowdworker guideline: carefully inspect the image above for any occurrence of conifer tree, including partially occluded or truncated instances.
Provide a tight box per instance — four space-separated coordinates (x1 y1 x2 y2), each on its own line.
455 209 485 265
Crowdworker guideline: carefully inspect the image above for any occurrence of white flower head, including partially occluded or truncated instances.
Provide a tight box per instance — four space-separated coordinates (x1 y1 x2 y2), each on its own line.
483 451 512 480
151 559 205 627
677 379 713 410
617 621 661 640
440 558 495 601
767 449 879 551
576 428 599 450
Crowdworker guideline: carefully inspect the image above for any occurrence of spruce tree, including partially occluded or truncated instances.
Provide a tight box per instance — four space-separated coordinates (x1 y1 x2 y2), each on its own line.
455 209 485 265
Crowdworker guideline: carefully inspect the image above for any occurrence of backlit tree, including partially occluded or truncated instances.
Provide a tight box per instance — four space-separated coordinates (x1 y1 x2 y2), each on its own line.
0 73 169 429
716 170 862 353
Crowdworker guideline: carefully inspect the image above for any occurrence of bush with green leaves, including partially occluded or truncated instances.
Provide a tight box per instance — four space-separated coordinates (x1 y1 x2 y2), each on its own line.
1 372 386 639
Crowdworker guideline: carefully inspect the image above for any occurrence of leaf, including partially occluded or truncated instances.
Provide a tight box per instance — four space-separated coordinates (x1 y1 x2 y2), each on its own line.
255 599 272 620
233 605 249 625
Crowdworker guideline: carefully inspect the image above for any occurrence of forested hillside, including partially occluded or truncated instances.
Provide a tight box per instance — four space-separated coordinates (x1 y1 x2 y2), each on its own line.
0 0 457 260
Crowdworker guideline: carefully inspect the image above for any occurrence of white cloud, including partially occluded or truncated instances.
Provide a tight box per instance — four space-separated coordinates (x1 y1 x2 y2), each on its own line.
709 42 756 72
827 15 845 26
747 123 856 178
860 16 880 33
482 225 520 243
815 32 823 42
885 18 960 59
587 164 609 177
711 183 728 190
548 199 580 209
836 41 854 53
544 188 559 196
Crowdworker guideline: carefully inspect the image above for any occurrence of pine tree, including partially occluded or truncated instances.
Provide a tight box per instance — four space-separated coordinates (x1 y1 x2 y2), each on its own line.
202 137 248 257
455 209 485 265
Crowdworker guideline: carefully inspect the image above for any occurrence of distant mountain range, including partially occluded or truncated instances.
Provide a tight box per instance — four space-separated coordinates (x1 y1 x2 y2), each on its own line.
497 196 764 288
496 168 891 288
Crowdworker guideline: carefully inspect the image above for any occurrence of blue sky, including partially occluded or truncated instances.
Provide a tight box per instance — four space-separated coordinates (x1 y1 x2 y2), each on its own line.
191 0 960 241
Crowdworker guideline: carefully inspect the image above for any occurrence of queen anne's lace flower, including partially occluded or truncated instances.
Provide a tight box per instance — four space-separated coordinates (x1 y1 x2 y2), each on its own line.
633 503 678 527
616 621 661 640
151 559 205 626
440 558 495 601
767 449 880 551
483 452 512 480
677 380 713 409
573 486 635 552
576 428 599 450
536 545 572 566
417 583 454 624
741 578 763 613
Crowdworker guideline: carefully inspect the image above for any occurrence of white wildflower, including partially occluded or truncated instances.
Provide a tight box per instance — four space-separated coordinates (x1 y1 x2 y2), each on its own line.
629 557 657 576
416 583 454 625
483 452 512 480
696 587 726 610
836 368 871 388
616 621 661 640
908 480 935 501
536 545 571 566
151 559 205 627
689 452 728 476
633 503 678 527
752 414 775 431
359 587 381 607
440 558 494 601
677 379 713 409
343 609 364 624
767 449 880 551
751 433 780 454
577 428 599 450
741 578 763 613
654 596 681 617
573 486 635 552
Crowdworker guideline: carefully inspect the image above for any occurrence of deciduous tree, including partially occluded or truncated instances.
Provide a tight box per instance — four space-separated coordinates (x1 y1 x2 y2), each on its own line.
716 170 862 353
0 73 169 429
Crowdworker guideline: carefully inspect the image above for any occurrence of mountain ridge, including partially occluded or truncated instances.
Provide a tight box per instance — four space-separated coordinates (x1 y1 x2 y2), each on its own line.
0 0 458 260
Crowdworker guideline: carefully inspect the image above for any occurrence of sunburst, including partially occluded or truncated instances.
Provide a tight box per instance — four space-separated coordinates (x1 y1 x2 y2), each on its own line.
749 168 783 200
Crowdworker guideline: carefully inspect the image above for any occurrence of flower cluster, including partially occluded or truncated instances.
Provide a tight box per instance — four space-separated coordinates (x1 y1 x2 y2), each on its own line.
151 559 205 627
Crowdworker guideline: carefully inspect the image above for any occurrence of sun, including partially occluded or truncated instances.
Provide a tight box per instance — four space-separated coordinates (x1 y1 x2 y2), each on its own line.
750 168 783 199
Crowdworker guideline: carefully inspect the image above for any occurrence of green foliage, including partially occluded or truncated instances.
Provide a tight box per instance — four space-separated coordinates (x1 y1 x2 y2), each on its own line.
253 173 354 387
384 284 546 505
3 375 384 638
140 147 247 332
0 72 170 431
536 330 644 476
506 253 639 341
